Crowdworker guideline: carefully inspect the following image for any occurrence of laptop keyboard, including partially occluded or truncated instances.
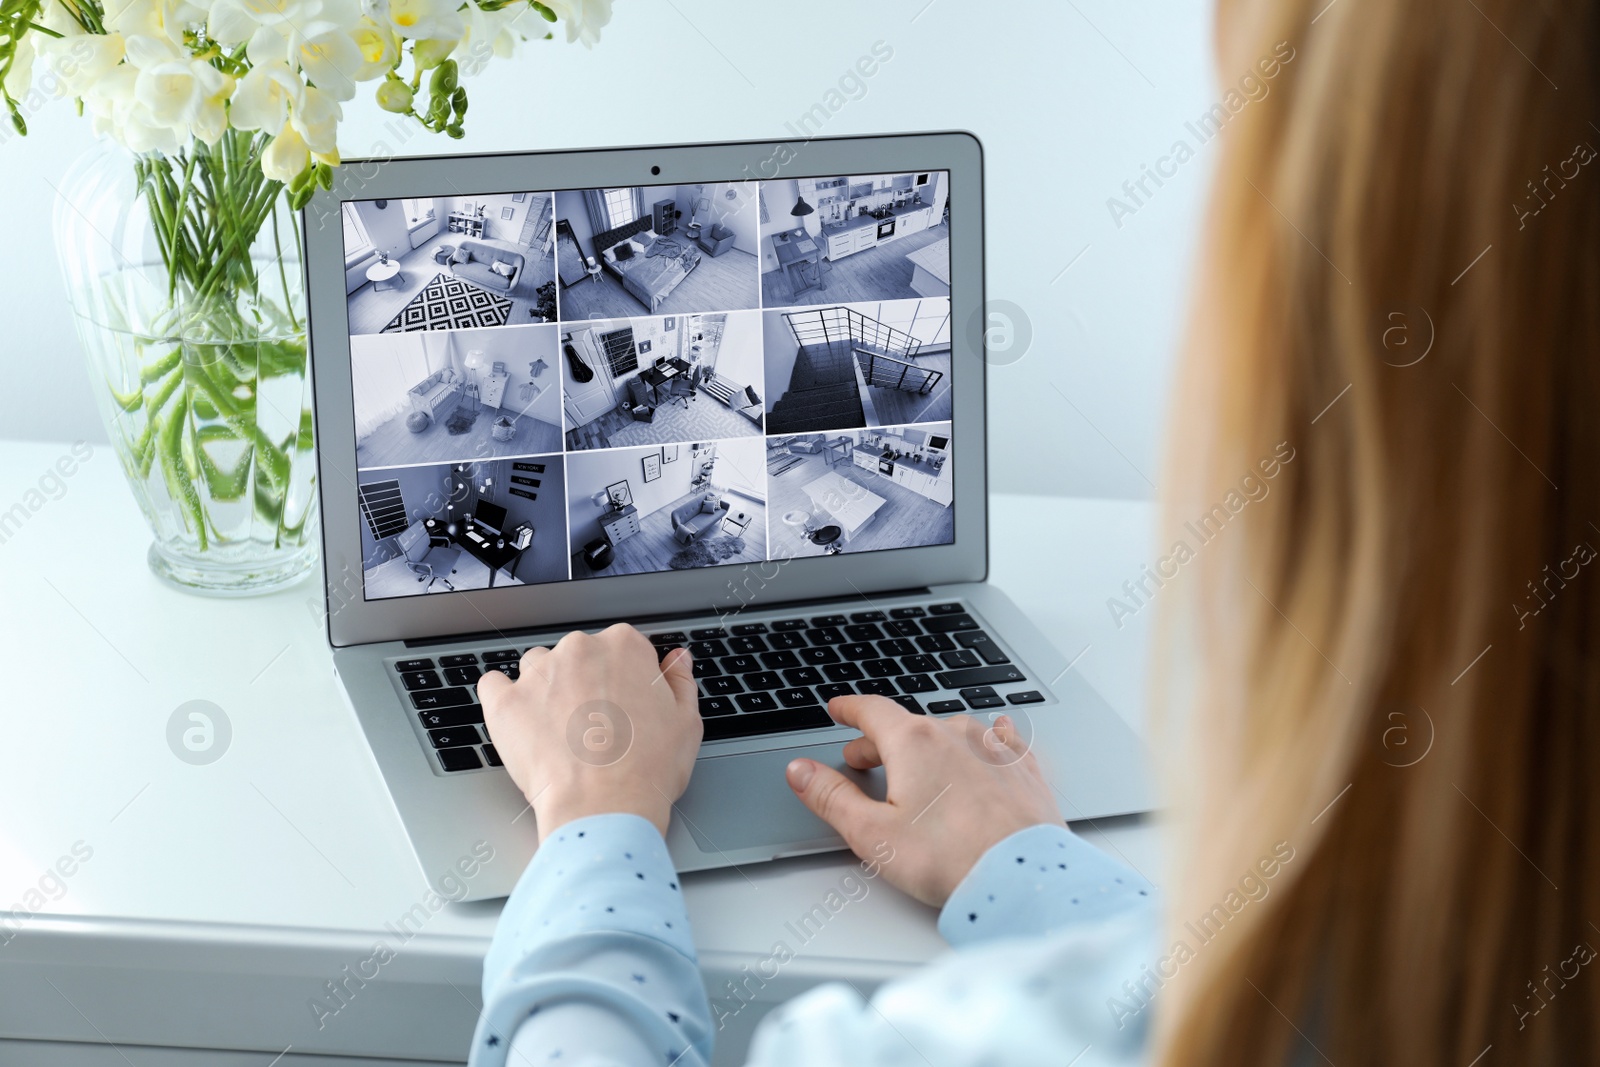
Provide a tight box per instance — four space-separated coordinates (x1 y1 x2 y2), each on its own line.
391 601 1048 773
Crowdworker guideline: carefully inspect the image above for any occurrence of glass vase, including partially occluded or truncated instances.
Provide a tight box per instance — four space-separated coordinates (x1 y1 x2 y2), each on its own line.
53 133 318 596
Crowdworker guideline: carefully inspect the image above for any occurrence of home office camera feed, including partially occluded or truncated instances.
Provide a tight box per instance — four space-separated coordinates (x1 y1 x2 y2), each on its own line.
339 172 953 600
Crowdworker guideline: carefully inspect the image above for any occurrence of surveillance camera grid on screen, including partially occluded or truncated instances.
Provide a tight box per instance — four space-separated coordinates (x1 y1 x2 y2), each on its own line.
341 171 955 599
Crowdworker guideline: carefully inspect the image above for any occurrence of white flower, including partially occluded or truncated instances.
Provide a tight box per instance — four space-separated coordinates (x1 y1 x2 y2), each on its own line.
349 17 400 81
287 26 364 100
261 119 310 182
208 0 346 47
35 33 128 99
227 59 306 133
455 4 520 76
382 0 464 43
290 84 341 158
543 0 612 48
123 37 235 143
84 66 185 154
102 0 197 47
2 34 36 100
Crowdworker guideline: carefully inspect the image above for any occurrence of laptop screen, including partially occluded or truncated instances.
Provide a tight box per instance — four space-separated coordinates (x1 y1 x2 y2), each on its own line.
343 174 953 599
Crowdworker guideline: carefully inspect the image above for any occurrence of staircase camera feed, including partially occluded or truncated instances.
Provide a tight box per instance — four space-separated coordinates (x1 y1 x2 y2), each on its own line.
339 171 954 600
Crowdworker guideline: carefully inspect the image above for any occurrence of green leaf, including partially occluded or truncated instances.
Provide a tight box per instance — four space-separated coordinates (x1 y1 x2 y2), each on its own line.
530 1 557 22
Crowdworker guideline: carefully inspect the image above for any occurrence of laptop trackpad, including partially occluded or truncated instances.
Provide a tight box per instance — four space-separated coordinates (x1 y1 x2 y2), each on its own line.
678 741 886 854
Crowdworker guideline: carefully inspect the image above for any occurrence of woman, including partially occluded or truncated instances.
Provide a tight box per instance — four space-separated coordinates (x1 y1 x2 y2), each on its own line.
470 0 1600 1061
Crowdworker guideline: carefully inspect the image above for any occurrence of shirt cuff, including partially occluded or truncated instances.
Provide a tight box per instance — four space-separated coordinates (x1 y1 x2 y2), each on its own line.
937 823 1156 947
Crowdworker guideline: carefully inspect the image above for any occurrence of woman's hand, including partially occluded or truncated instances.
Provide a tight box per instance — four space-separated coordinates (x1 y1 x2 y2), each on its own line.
786 696 1063 907
478 625 702 841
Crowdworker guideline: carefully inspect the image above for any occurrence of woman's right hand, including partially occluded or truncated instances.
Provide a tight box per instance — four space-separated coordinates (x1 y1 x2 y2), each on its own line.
785 696 1064 908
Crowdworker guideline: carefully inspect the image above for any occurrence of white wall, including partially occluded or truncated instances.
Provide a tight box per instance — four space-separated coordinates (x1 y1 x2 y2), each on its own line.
564 443 697 550
761 313 801 411
3 0 1217 500
713 311 765 393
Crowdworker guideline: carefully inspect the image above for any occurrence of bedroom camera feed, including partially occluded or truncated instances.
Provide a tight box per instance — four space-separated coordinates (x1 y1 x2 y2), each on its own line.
554 183 761 319
341 170 956 602
343 192 557 335
357 456 570 597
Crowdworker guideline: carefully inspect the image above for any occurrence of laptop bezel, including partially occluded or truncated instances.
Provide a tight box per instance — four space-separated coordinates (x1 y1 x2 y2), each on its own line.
304 131 987 648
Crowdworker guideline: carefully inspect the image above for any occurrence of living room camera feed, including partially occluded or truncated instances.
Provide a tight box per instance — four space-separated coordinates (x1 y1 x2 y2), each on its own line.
766 422 952 558
342 170 956 602
561 311 765 452
357 456 569 596
554 183 761 319
342 192 557 335
565 438 768 579
352 324 562 469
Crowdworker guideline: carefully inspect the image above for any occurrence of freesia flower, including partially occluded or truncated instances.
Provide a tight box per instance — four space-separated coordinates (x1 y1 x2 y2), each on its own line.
382 0 464 45
349 18 400 81
227 59 305 133
260 118 309 182
36 34 128 99
543 0 612 48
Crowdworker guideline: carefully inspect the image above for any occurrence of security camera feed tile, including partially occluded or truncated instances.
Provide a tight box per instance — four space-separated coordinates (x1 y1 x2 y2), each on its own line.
341 172 955 599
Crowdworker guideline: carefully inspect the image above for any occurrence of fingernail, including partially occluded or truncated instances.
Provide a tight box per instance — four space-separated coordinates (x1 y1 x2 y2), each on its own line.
786 759 814 791
995 715 1012 731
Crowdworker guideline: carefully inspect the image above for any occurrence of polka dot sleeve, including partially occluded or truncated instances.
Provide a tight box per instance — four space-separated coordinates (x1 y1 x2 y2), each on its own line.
936 823 1156 948
471 813 711 1067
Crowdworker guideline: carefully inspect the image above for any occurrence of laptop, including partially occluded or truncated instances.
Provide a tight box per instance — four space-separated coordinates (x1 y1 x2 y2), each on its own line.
302 132 1151 902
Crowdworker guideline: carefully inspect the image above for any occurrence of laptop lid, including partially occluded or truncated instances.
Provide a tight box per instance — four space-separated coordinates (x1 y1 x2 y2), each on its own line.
304 132 986 648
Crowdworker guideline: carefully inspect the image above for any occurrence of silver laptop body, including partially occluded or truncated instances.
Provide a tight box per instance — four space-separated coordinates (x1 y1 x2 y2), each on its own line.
302 132 1151 901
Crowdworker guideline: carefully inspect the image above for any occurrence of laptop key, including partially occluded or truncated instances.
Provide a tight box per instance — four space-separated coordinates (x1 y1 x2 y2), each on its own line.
955 630 1011 664
704 676 744 696
729 635 768 654
799 646 840 665
411 687 473 709
722 654 760 673
815 683 856 702
845 623 885 642
768 631 809 650
884 619 922 637
443 665 482 687
839 642 877 661
401 670 442 691
877 638 916 658
699 696 737 717
731 622 769 635
928 700 966 714
929 602 965 615
960 686 1005 709
691 628 728 640
903 654 940 674
689 639 729 659
856 679 898 697
703 705 832 741
760 650 801 670
915 633 957 653
692 658 722 679
771 618 810 632
823 662 865 682
484 662 519 681
1007 691 1046 705
783 666 824 687
429 726 480 749
744 671 784 691
889 606 927 619
889 695 926 715
937 665 1028 689
811 614 848 627
807 626 845 645
418 706 484 729
940 649 982 669
850 611 887 623
863 658 903 678
923 614 980 634
482 649 520 663
439 653 478 667
776 687 819 709
649 632 688 646
437 747 483 772
735 691 780 713
898 674 937 694
482 744 503 767
395 658 434 672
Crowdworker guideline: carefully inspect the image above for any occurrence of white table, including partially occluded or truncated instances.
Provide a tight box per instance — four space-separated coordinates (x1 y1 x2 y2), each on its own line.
0 439 1161 1067
366 260 404 292
905 237 950 298
802 471 887 541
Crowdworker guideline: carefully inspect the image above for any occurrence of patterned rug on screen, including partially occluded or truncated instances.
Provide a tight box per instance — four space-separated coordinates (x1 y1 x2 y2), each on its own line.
381 273 513 332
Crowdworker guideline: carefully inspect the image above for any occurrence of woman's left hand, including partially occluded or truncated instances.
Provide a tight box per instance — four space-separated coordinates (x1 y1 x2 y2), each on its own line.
478 624 702 840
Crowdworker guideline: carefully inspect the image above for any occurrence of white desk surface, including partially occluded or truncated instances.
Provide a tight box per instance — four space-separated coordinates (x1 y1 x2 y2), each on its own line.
0 438 1162 1065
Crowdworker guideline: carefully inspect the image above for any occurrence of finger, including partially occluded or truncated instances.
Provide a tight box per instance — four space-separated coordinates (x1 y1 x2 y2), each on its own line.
826 694 915 740
786 758 885 850
517 644 553 684
659 647 699 710
841 734 883 771
476 666 513 710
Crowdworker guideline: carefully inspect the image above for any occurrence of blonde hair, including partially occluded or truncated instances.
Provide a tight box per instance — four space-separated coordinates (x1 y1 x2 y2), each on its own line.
1153 0 1600 1063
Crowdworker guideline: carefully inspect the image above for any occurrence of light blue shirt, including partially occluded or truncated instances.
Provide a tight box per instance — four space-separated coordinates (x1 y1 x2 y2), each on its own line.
473 815 1158 1066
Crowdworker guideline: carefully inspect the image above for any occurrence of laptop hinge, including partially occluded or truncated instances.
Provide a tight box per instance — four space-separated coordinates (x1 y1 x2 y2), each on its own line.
402 586 937 648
